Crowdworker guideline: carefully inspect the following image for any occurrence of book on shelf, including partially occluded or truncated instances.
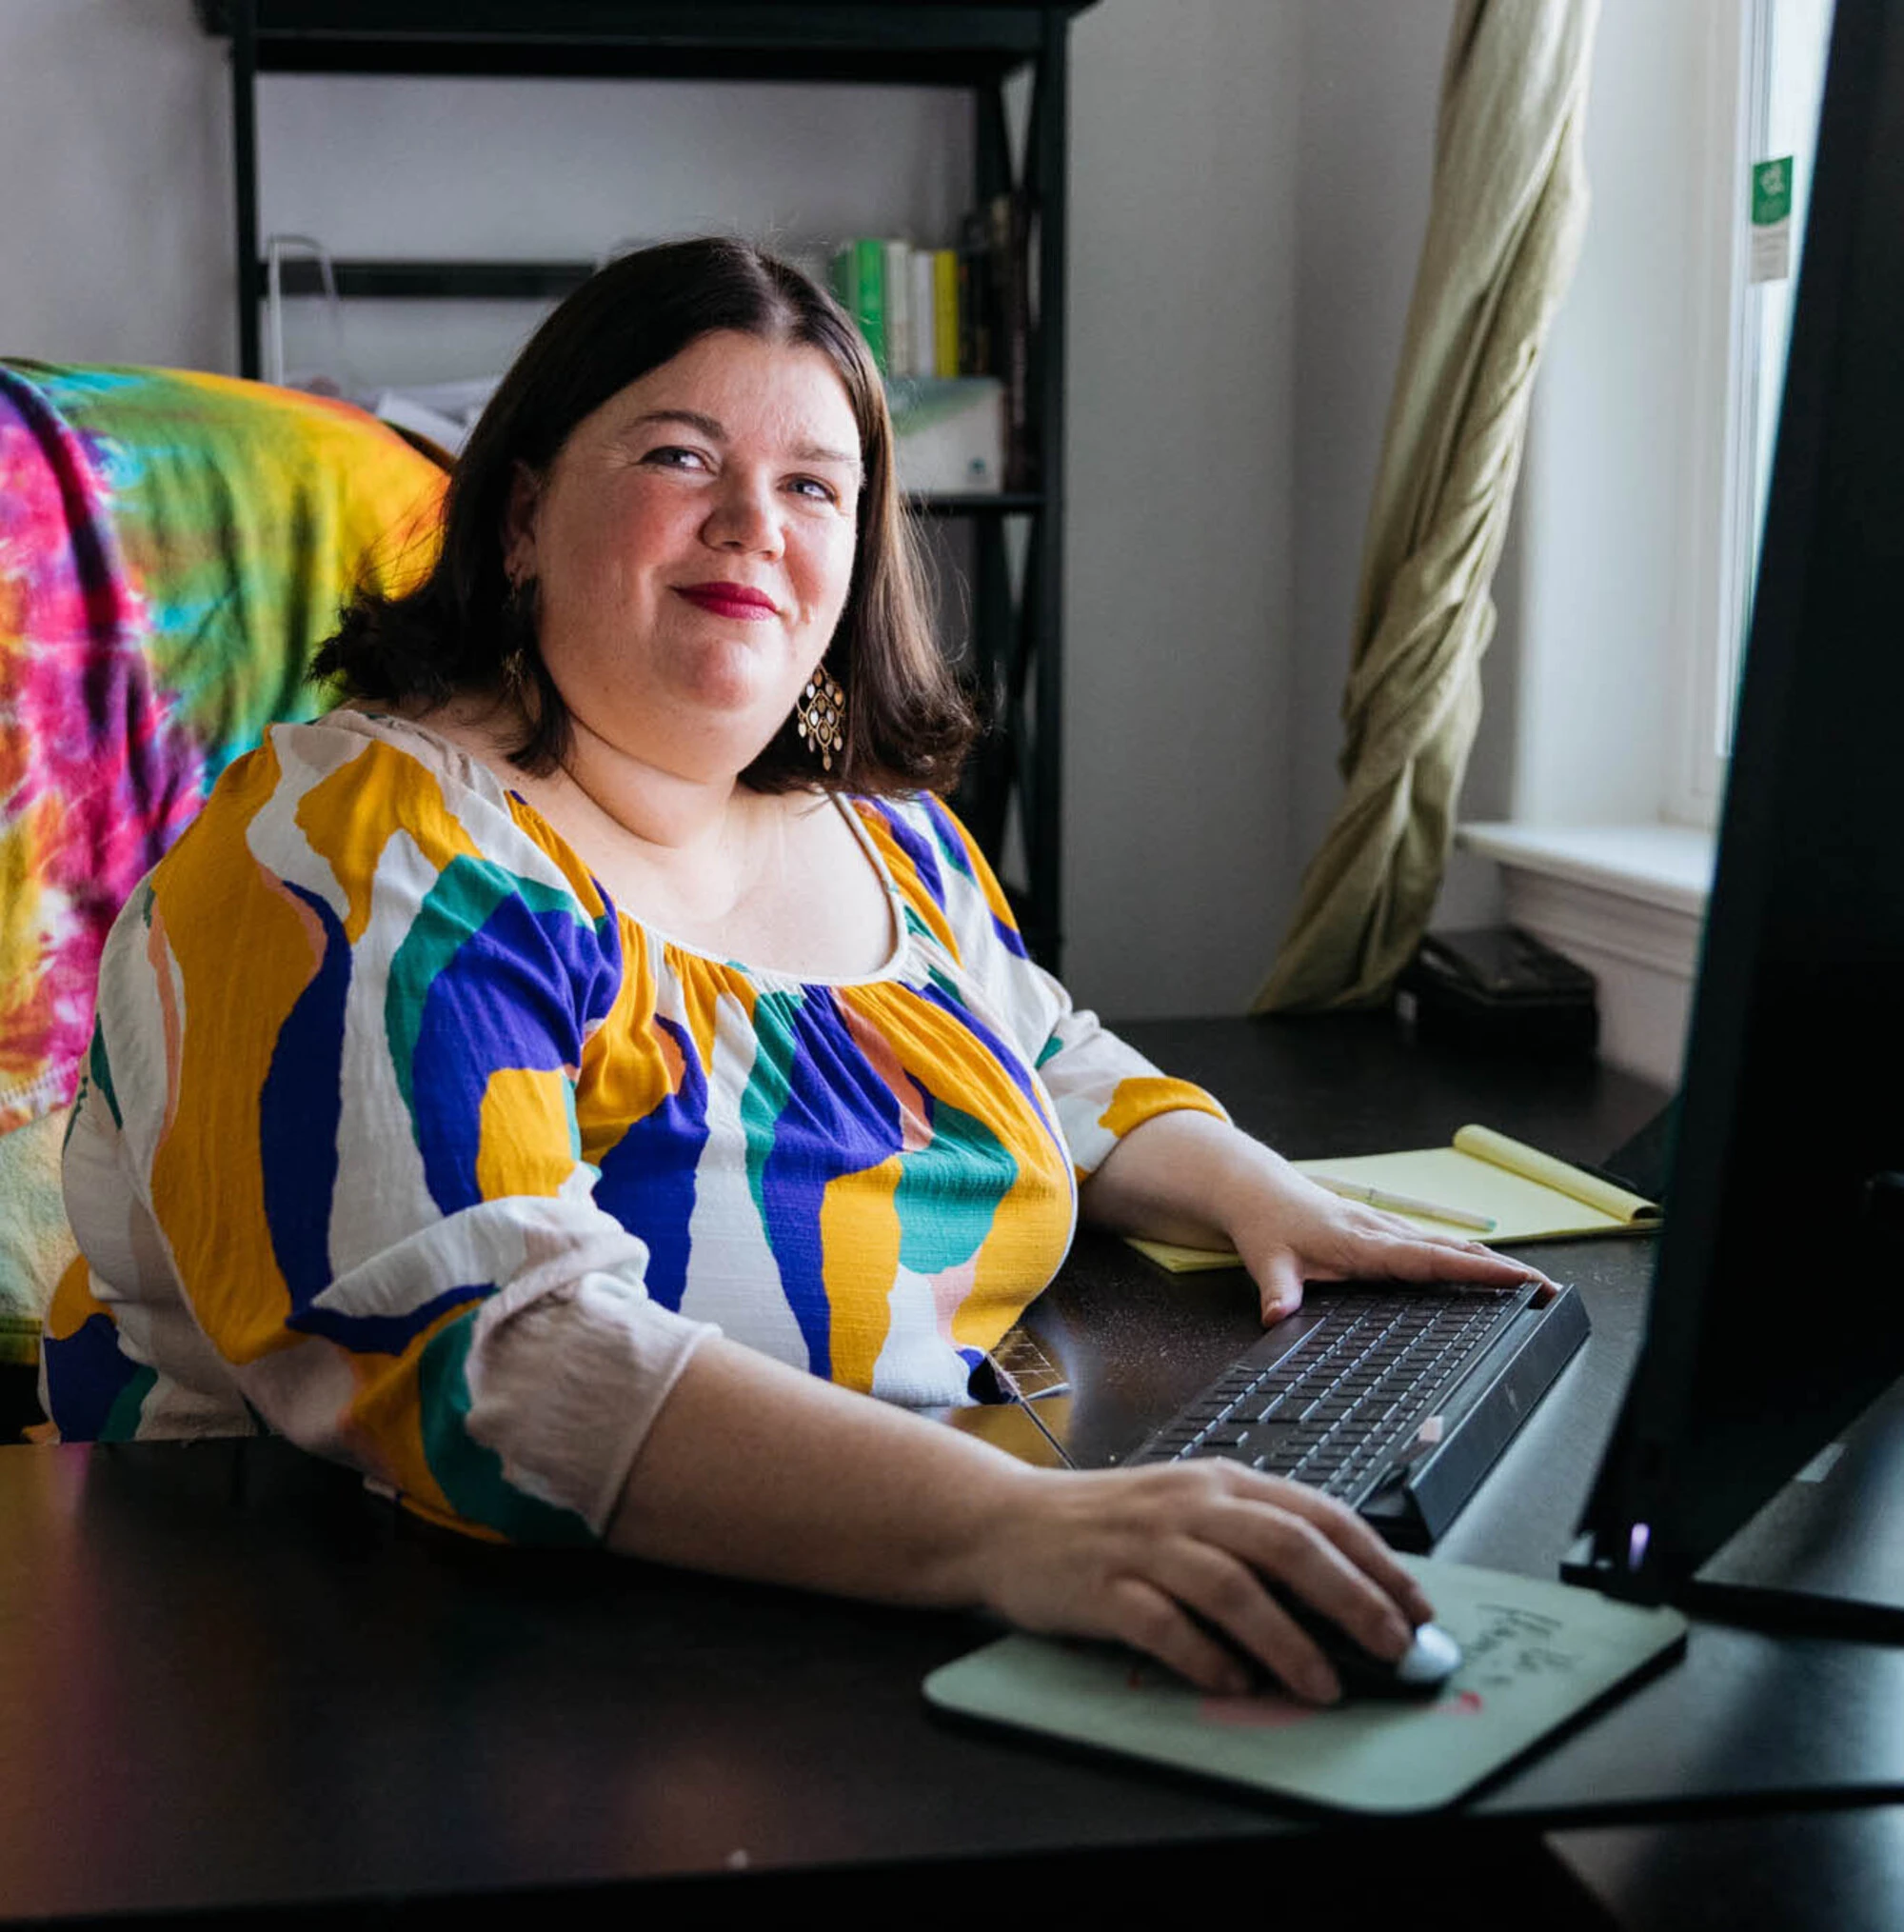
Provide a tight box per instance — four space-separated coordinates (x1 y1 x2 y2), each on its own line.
932 249 960 379
888 375 1005 495
909 248 938 382
986 189 1035 491
828 236 889 373
830 236 966 382
954 193 1035 488
824 217 1032 489
883 238 910 378
955 243 986 382
828 226 1010 383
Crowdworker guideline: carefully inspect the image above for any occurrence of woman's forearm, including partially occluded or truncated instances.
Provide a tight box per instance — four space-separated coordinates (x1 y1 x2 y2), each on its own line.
605 1330 1435 1703
1078 1107 1286 1250
605 1333 1034 1607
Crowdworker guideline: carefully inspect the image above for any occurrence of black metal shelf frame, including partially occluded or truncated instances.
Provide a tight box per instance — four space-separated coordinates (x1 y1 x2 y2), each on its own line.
199 0 1092 968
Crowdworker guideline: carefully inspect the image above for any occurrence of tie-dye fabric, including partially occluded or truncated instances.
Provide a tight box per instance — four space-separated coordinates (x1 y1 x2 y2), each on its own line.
44 712 1223 1544
0 361 446 1145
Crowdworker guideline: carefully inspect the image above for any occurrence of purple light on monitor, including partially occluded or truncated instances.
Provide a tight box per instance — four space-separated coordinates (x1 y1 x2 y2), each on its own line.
1628 1522 1652 1570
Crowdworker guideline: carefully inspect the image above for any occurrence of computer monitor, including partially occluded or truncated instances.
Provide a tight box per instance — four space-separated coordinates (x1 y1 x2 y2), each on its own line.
1570 0 1904 1633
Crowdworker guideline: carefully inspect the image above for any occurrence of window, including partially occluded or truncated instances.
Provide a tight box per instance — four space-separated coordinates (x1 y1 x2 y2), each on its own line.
1683 0 1835 814
1458 2 1840 1086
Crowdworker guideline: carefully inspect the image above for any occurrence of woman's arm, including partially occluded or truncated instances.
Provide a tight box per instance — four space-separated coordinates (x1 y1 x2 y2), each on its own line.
886 799 1539 1322
608 1329 1433 1703
1079 1107 1549 1323
95 725 717 1541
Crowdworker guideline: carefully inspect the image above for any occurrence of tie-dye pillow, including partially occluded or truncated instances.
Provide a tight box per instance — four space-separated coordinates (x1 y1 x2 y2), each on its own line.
0 360 445 1362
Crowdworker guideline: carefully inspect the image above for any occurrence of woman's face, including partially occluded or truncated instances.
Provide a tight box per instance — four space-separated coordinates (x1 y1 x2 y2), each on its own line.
504 329 863 787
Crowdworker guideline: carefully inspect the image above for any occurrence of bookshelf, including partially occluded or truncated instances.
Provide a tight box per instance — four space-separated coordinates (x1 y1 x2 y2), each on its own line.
194 0 1097 970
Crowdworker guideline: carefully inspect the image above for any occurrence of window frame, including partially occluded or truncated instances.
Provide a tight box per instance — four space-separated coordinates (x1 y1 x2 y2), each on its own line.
1668 0 1835 827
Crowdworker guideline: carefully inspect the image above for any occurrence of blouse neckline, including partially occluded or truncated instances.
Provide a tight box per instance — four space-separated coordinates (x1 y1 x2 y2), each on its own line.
309 707 914 991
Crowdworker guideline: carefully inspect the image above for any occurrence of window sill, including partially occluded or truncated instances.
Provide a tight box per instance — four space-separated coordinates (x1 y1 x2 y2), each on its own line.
1454 823 1716 1086
1457 823 1715 915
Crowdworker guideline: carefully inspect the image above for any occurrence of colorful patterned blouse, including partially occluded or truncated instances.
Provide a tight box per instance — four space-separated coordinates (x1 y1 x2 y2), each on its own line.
44 713 1223 1544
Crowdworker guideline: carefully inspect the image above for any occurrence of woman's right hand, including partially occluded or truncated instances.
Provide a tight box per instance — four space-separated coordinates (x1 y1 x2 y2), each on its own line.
968 1460 1435 1703
608 1334 1428 1702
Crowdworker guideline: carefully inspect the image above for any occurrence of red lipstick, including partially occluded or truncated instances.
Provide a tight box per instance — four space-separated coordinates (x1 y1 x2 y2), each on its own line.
676 581 779 621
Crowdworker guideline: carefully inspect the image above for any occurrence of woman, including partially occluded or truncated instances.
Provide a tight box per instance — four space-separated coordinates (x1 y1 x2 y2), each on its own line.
45 239 1540 1704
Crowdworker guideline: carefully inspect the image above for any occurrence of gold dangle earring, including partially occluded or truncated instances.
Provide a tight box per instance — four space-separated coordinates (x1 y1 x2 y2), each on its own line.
502 575 538 699
795 668 846 771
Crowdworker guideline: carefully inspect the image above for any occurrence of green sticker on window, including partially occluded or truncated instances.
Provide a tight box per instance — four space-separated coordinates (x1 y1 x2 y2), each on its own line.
1753 155 1794 227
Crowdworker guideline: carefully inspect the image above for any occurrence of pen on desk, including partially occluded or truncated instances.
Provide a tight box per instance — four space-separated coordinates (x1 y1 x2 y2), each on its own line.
1306 1174 1497 1233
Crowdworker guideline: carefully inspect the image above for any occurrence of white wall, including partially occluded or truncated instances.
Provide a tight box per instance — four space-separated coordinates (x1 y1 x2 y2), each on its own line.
0 0 233 369
1280 0 1515 941
1285 0 1455 877
0 0 1468 1025
250 72 973 388
1062 0 1300 1016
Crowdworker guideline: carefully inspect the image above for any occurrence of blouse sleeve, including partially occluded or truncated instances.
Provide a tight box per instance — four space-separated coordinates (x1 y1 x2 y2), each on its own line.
68 724 713 1544
882 793 1229 1179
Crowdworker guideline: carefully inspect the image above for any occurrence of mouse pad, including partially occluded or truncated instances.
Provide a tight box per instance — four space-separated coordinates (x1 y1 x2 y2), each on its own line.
922 1555 1687 1814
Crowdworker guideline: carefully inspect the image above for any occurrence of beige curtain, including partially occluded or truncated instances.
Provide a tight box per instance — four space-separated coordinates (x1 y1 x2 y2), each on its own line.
1254 0 1598 1013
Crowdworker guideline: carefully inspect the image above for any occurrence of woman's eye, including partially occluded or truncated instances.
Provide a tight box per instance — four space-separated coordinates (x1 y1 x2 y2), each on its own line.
787 475 840 505
645 446 708 471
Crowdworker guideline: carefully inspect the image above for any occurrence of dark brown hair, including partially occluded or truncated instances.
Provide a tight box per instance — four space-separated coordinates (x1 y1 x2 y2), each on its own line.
314 236 974 794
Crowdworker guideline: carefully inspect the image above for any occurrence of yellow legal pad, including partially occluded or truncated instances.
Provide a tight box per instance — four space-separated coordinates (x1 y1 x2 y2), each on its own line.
1127 1125 1661 1272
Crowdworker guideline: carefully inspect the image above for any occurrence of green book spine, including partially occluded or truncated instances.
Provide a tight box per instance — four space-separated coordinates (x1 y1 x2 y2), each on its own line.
828 242 858 320
852 236 887 373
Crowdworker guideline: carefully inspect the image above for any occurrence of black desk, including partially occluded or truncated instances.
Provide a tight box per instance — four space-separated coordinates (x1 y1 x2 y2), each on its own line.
2 1015 1899 1926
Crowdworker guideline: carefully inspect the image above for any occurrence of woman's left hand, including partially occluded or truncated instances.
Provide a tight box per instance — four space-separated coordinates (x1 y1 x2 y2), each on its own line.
1221 1161 1554 1325
1079 1109 1555 1328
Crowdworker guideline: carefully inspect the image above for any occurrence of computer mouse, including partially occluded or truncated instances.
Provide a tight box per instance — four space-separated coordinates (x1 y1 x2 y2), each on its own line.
1274 1590 1464 1701
1335 1620 1463 1699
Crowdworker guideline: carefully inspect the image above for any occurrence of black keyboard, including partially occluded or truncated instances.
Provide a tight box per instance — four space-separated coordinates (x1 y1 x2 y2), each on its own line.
1130 1281 1590 1549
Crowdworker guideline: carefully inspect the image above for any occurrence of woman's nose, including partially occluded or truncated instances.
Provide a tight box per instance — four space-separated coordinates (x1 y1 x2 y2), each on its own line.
702 473 783 555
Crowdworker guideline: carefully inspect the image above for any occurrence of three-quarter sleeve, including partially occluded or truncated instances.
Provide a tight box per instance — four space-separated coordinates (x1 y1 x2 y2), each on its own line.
867 793 1229 1180
55 721 713 1542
